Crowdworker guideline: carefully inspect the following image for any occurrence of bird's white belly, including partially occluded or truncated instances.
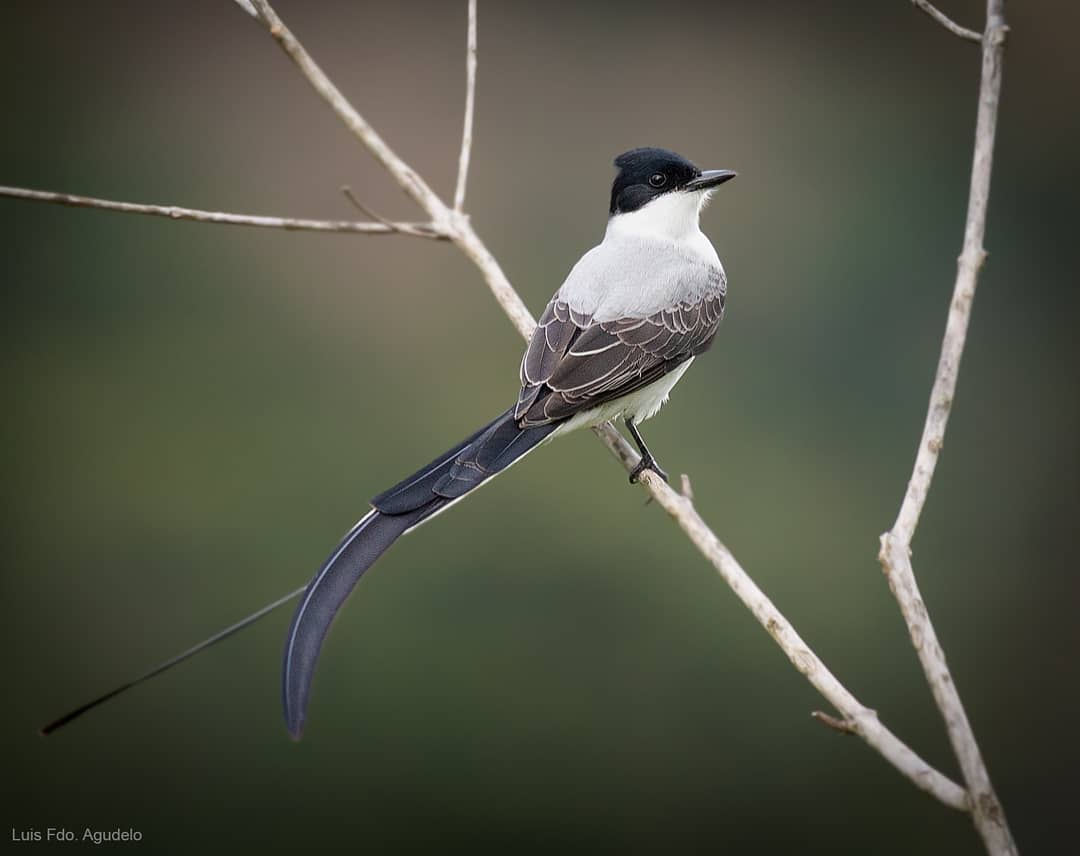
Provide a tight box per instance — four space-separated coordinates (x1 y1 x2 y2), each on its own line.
557 358 694 434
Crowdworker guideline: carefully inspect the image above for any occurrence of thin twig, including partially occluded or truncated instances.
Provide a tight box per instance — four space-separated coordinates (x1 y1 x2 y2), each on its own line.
243 0 971 811
0 185 443 237
812 711 858 735
453 0 477 212
911 0 982 42
340 185 445 238
882 2 1014 853
233 0 258 19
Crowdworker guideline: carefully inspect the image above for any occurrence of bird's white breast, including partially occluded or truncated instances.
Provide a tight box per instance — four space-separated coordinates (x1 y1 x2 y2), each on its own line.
557 190 723 323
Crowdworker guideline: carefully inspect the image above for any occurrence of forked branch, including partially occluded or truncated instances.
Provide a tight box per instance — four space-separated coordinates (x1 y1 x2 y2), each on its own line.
881 1 1014 853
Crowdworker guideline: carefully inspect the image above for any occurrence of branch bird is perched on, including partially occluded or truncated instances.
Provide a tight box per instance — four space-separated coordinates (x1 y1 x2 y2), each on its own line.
282 147 736 737
39 147 735 739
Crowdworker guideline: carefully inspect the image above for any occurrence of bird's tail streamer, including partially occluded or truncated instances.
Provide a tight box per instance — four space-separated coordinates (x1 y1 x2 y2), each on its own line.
282 408 559 738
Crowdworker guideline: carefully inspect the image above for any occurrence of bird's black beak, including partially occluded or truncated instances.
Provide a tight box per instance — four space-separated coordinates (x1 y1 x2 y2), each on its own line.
683 169 737 192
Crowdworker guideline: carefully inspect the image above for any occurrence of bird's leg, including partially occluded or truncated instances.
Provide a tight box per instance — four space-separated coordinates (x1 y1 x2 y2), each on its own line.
624 418 669 484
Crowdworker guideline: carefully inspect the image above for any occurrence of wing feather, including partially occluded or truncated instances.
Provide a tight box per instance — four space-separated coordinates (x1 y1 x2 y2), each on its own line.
514 280 725 426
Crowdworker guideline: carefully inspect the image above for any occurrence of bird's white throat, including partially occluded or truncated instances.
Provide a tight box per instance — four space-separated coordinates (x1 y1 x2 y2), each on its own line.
605 189 717 264
608 188 712 239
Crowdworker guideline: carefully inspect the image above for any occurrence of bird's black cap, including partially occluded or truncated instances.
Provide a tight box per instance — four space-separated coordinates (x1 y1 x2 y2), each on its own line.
609 147 735 215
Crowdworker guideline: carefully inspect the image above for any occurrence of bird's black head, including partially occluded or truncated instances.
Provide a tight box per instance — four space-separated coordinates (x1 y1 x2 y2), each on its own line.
609 147 735 216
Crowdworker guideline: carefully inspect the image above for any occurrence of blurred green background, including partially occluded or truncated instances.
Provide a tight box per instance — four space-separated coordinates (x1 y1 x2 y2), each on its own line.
2 1 1077 853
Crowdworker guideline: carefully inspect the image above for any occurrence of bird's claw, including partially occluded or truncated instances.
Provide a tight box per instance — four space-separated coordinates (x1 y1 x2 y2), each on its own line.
629 456 669 485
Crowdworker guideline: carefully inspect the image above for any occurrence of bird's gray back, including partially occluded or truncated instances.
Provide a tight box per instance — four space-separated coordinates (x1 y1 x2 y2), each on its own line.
557 234 725 322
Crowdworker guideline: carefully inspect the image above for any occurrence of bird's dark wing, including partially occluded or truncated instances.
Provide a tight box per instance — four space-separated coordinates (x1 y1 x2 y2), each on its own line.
515 286 725 426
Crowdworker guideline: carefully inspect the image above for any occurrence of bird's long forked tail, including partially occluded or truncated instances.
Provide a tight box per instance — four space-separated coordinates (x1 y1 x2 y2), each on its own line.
281 407 559 739
39 408 557 738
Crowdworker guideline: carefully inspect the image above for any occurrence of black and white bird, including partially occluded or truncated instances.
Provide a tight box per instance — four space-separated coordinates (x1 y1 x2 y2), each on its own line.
282 147 735 737
38 147 735 740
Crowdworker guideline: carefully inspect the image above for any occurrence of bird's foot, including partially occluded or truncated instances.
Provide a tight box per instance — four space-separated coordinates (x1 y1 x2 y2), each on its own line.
629 455 669 485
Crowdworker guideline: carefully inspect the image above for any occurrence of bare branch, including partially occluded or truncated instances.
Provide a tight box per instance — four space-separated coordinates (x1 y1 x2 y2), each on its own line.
911 0 982 42
451 219 538 338
883 3 1015 853
236 0 970 810
453 0 478 212
0 185 444 237
591 422 968 810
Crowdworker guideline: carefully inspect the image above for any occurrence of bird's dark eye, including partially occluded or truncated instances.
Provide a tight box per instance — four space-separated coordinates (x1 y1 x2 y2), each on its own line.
648 173 666 188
